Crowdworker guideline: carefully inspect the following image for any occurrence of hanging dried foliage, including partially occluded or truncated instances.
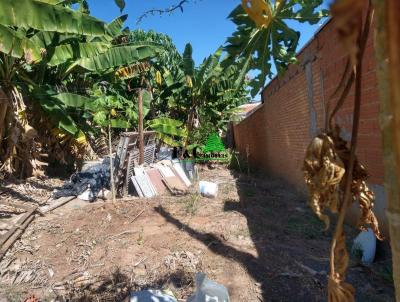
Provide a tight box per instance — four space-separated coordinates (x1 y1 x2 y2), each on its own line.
304 129 383 301
303 133 345 230
304 127 383 239
303 1 382 301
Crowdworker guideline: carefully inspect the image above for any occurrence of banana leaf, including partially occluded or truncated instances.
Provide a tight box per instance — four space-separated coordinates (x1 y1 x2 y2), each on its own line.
70 45 159 72
48 41 111 66
0 0 106 36
0 25 42 61
148 117 187 137
54 93 97 111
106 14 128 37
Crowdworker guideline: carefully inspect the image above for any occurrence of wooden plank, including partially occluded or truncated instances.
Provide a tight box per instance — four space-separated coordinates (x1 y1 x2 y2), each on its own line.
0 205 37 248
39 196 75 214
0 214 35 261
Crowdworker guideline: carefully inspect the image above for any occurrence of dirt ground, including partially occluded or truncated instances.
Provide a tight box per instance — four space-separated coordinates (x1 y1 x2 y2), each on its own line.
0 166 395 301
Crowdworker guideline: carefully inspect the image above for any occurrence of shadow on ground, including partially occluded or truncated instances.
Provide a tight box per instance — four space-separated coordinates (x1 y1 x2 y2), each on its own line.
157 169 395 302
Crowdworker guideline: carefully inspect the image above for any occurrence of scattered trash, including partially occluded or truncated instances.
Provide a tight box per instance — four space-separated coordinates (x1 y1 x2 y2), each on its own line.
188 272 230 302
54 157 112 200
130 289 178 302
199 181 218 198
351 228 376 265
77 186 95 201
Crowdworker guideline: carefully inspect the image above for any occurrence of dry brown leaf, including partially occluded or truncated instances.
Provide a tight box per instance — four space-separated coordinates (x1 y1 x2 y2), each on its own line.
303 134 345 230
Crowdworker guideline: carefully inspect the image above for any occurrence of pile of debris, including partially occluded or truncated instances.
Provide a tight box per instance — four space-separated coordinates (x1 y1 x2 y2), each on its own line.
52 131 197 201
131 159 195 198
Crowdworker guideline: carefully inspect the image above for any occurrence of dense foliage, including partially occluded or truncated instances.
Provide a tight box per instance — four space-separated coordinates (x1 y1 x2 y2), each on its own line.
0 0 249 177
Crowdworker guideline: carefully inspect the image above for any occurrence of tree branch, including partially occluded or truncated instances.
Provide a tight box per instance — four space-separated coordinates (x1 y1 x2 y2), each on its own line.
136 0 191 24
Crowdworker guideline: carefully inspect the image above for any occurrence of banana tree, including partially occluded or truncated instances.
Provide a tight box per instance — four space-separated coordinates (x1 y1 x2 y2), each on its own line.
0 0 162 176
0 0 108 175
179 43 249 144
224 0 328 96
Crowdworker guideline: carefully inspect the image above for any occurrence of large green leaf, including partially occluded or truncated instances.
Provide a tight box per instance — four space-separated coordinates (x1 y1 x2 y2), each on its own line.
54 93 97 111
106 14 128 38
0 0 106 36
35 94 80 135
148 117 188 147
224 1 328 96
0 25 42 61
48 41 110 66
110 119 130 128
148 117 187 137
71 45 159 72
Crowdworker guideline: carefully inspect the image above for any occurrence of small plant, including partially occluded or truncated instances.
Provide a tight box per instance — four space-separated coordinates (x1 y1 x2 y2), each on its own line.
180 193 200 215
137 226 144 245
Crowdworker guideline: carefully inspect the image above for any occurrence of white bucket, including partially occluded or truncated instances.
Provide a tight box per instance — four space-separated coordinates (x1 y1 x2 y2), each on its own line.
199 181 218 198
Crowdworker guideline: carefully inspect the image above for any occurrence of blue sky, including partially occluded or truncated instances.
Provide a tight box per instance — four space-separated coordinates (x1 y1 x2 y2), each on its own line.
87 0 329 99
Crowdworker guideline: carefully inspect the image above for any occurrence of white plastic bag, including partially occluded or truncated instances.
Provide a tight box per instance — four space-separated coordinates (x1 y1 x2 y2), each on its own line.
199 181 218 198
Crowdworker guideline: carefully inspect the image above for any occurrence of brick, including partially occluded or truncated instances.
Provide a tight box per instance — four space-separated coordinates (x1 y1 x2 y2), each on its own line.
234 16 384 190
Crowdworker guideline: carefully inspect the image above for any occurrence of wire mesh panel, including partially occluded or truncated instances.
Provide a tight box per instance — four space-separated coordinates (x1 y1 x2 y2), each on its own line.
116 131 156 197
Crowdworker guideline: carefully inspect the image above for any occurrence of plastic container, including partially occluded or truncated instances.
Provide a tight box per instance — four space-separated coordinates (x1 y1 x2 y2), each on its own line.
351 228 376 265
199 181 218 198
187 272 230 302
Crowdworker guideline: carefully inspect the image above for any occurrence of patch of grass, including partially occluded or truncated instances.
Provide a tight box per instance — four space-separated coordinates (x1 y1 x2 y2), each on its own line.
285 212 325 239
179 193 200 215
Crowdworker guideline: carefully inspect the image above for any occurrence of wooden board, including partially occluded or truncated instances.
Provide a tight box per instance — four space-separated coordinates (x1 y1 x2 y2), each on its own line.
162 176 187 194
146 168 167 195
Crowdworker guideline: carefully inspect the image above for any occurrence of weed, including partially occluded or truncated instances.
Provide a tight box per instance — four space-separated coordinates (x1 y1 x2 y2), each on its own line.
180 193 200 215
137 226 144 245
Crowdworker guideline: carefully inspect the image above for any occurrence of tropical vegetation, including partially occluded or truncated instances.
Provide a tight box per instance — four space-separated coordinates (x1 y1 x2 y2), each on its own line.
0 0 250 177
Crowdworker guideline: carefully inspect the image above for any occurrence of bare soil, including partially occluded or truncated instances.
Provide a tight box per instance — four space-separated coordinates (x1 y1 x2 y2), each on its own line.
0 166 395 301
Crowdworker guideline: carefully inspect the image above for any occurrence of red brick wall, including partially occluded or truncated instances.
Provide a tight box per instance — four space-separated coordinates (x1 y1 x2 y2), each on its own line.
234 19 383 186
233 19 387 234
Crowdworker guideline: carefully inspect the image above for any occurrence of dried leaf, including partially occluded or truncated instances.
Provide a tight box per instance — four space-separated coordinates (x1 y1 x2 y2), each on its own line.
303 134 345 230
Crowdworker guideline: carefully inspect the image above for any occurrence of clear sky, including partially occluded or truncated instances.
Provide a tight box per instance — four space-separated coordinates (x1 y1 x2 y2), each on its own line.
87 0 330 99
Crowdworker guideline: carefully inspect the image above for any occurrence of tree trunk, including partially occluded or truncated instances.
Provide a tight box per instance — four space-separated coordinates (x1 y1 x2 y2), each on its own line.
108 124 116 202
138 89 144 165
374 0 400 300
0 90 8 142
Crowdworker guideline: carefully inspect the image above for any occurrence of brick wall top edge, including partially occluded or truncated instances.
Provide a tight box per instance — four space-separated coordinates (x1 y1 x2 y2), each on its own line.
262 18 334 99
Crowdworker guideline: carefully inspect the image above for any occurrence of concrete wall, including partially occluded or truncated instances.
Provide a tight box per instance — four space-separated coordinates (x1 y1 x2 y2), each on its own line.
233 19 388 236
